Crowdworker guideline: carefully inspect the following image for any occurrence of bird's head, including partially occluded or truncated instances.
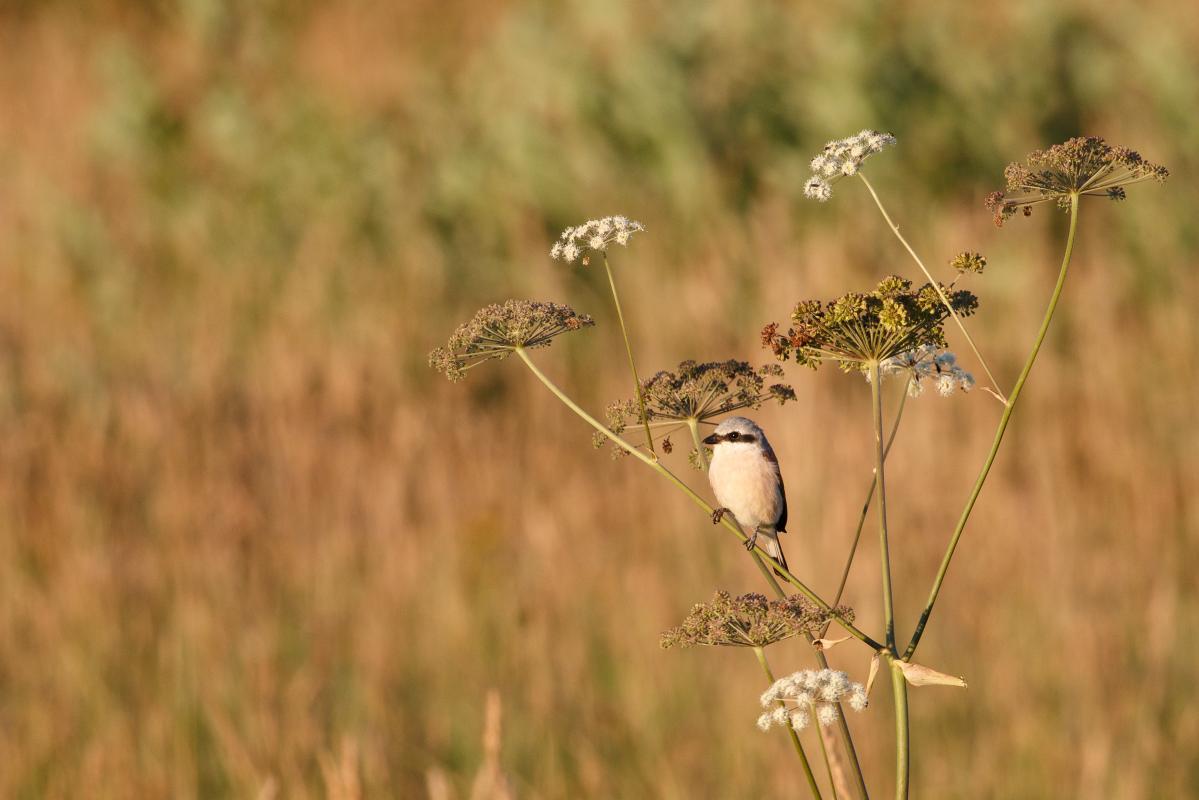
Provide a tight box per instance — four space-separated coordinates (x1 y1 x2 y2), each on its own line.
703 416 767 449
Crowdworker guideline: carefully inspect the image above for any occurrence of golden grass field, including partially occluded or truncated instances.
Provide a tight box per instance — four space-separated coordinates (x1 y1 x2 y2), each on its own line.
0 1 1196 797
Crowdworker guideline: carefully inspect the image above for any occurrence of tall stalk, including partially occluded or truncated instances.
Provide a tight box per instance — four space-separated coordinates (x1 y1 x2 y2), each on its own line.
754 646 823 799
868 363 897 652
827 378 912 631
888 658 909 800
602 253 656 456
869 361 908 799
857 173 1004 402
513 347 885 652
903 194 1080 660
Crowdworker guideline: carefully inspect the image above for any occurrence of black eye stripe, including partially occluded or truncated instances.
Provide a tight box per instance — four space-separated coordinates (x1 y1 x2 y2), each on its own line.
717 433 756 443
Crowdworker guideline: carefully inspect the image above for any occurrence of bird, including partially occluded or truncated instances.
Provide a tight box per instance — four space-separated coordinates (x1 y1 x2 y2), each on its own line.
703 416 789 575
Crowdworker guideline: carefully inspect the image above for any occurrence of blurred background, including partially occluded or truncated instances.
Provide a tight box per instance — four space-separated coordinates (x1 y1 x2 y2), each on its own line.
0 0 1195 797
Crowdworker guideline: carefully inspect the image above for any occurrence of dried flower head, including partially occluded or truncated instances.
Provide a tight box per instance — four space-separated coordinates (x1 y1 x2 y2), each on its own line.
596 360 796 458
949 251 987 275
429 299 594 381
756 669 869 732
762 276 979 372
985 137 1167 226
550 216 645 264
660 591 850 649
803 129 897 201
865 345 975 397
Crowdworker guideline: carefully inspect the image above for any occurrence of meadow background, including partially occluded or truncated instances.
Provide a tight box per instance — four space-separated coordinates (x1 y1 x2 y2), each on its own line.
0 1 1196 797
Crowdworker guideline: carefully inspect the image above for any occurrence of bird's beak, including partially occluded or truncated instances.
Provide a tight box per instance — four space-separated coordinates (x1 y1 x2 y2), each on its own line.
702 433 720 445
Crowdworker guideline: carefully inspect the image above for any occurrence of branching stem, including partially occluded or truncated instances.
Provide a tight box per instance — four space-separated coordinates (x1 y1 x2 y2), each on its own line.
903 194 1081 660
857 173 1004 403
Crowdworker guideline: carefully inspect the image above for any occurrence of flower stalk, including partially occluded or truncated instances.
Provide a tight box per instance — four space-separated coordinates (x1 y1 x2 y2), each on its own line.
602 253 656 456
754 646 824 799
857 173 1004 402
903 194 1080 660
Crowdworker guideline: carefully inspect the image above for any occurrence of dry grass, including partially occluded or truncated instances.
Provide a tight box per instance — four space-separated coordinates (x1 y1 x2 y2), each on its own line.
0 2 1196 797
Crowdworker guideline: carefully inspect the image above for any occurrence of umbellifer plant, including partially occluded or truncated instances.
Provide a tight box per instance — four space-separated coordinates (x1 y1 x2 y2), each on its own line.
430 135 1167 798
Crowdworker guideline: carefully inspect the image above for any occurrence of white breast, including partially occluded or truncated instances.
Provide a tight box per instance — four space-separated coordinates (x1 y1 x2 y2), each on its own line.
708 444 783 531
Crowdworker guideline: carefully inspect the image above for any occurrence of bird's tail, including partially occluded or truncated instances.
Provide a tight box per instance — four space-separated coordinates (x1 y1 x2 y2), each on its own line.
760 529 789 579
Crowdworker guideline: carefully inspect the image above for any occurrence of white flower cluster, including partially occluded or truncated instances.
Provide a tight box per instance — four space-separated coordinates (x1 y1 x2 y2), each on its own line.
803 129 897 202
756 669 868 733
550 216 645 264
866 345 975 397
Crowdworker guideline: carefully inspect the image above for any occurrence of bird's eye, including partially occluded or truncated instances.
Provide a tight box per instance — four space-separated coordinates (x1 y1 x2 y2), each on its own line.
727 431 740 441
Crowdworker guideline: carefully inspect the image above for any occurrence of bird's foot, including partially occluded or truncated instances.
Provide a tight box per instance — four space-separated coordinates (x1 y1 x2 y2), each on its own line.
711 507 730 525
744 528 760 551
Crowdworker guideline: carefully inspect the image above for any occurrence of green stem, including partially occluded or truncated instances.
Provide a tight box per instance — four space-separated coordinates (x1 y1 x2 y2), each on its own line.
889 658 910 800
811 704 840 800
755 647 823 799
869 362 897 654
828 377 911 627
903 194 1080 660
686 417 709 471
603 253 656 456
857 173 1005 402
514 347 884 652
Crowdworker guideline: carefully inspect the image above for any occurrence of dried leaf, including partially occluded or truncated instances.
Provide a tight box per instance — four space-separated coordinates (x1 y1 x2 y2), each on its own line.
896 660 967 688
812 636 850 651
865 653 881 697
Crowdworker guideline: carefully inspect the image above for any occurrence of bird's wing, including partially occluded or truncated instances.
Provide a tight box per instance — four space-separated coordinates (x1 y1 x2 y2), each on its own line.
762 443 788 533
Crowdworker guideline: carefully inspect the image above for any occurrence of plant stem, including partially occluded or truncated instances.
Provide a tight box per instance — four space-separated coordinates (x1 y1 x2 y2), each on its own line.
686 417 708 471
827 378 912 631
903 193 1080 660
754 647 823 799
857 173 1004 402
513 347 884 651
868 362 897 654
603 253 656 456
810 704 841 800
888 657 910 800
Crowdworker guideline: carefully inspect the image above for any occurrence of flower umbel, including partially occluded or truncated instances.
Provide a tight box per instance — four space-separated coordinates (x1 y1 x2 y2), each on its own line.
985 136 1168 226
660 591 850 649
597 360 796 456
429 299 594 381
804 129 897 202
762 276 979 371
756 669 869 732
550 216 645 264
866 345 975 397
949 251 987 275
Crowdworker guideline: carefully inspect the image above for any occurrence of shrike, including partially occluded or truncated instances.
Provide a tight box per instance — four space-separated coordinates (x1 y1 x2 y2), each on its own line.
703 417 789 574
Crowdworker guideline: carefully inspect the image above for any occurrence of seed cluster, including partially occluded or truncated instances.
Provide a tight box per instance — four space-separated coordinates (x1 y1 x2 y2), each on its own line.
660 591 848 649
595 360 795 456
429 299 594 381
985 136 1168 226
762 276 978 371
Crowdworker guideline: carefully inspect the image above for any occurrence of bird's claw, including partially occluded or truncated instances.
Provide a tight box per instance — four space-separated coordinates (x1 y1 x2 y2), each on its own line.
711 507 729 525
744 529 760 551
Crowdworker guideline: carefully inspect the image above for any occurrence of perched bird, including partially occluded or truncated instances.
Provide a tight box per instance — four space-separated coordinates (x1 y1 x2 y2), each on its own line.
703 417 789 574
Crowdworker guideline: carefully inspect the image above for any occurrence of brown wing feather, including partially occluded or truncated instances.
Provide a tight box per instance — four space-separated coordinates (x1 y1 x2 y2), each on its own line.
761 443 788 533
